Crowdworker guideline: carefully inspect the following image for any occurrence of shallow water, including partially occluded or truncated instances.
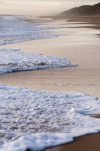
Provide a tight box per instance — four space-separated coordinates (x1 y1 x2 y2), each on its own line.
0 16 63 45
0 48 74 74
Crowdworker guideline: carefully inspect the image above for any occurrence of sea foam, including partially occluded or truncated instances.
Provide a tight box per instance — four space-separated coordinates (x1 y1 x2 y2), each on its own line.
0 48 73 74
0 84 100 151
0 16 63 45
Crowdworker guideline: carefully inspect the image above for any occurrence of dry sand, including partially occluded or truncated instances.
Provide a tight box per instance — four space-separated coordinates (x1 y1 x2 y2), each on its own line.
0 17 100 150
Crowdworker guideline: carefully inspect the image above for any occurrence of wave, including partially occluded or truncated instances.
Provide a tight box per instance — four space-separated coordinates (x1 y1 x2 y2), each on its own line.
0 16 63 45
0 48 75 74
0 84 100 150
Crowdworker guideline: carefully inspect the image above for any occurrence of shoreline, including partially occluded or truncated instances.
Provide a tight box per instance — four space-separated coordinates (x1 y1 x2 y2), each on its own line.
0 15 100 150
0 68 100 100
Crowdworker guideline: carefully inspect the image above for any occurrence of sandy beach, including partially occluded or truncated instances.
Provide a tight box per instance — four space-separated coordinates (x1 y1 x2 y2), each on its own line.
0 19 100 97
0 17 100 150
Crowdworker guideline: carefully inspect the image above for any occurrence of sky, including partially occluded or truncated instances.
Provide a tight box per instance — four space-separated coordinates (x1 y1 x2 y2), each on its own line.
0 0 100 16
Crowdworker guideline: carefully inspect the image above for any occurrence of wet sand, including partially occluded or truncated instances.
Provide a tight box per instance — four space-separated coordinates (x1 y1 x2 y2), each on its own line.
0 68 100 100
68 16 100 29
51 15 100 29
45 133 100 151
0 17 100 150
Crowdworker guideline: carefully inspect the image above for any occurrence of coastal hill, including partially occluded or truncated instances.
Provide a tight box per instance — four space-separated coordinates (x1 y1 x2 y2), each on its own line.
48 2 100 28
39 2 100 28
59 2 100 17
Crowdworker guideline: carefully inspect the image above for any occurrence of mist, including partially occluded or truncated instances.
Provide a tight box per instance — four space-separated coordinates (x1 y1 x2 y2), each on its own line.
0 0 100 16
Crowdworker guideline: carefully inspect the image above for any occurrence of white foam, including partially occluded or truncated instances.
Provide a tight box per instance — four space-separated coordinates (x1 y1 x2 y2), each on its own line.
0 16 63 45
0 84 100 151
0 133 73 151
0 48 73 74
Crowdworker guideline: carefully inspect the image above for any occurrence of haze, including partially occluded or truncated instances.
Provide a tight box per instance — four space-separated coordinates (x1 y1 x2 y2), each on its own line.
0 0 100 16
